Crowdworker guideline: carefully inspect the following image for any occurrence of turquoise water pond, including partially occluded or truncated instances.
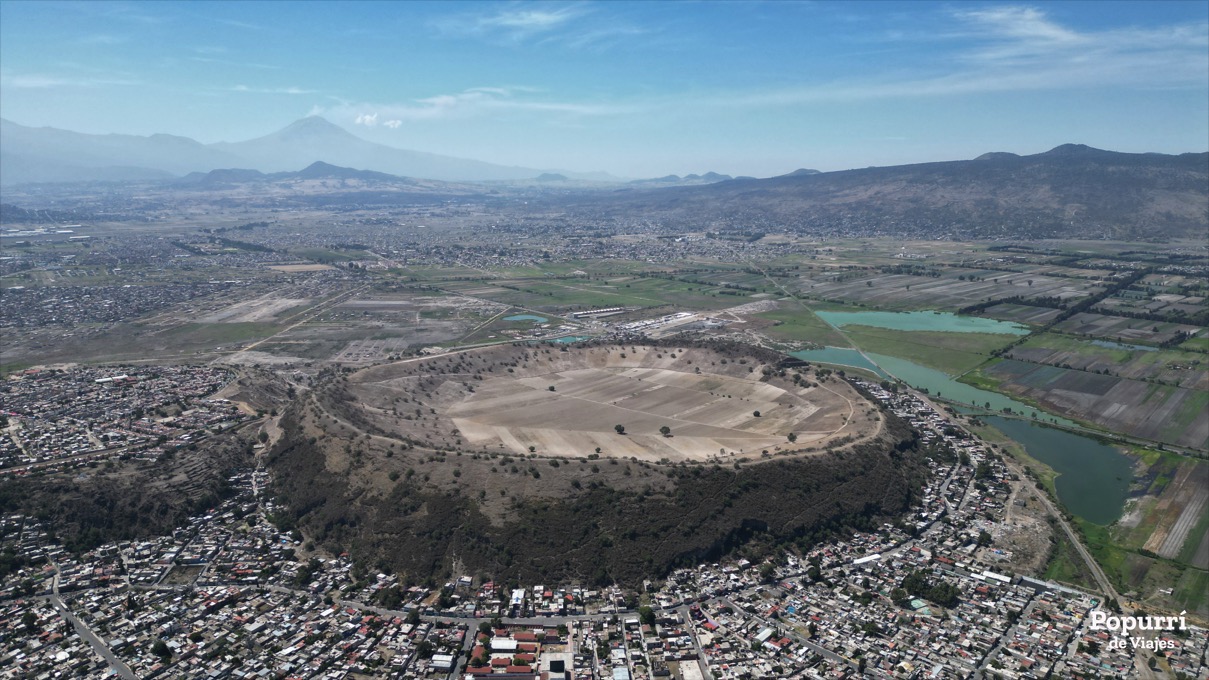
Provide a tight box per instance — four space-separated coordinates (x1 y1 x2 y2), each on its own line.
866 353 1076 427
816 310 1029 335
504 314 548 322
790 348 890 379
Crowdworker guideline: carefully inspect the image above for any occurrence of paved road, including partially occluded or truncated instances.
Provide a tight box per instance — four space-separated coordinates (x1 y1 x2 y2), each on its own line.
46 563 137 678
676 605 713 680
719 596 854 670
973 595 1039 679
46 591 137 679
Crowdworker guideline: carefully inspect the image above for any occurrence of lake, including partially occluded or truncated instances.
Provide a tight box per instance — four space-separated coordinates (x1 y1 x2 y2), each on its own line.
790 347 890 379
983 416 1133 525
788 347 1074 426
816 310 1029 335
504 314 548 323
865 353 1076 427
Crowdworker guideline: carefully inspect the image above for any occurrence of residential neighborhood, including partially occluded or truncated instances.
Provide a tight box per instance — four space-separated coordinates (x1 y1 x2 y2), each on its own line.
2 375 1206 679
0 366 246 472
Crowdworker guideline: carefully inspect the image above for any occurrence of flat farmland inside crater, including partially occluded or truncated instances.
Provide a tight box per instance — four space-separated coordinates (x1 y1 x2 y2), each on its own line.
342 344 878 464
447 366 850 462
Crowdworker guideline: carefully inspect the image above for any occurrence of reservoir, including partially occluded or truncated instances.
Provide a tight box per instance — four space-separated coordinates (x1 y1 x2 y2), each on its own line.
504 314 548 323
816 310 1029 335
865 353 1076 427
790 347 890 379
983 416 1133 525
788 349 1074 426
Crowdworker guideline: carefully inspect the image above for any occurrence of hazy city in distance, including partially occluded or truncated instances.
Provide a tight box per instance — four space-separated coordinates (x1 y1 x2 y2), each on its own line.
1 2 1207 680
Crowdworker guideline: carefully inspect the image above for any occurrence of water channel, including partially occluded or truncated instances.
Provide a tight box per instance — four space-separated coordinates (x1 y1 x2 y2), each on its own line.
796 309 1128 525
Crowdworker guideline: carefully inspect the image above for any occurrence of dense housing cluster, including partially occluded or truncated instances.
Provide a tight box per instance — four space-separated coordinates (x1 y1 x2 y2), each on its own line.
1 376 1205 679
0 366 242 470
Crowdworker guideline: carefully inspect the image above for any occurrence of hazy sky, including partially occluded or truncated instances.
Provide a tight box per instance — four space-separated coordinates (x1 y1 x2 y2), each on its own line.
1 0 1206 178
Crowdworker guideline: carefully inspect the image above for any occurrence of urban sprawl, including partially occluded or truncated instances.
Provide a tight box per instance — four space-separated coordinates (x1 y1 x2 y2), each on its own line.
3 371 1206 680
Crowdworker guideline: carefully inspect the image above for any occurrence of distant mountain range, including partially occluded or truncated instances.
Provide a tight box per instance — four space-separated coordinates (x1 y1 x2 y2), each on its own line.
0 117 613 185
582 145 1208 239
629 171 738 186
3 117 1205 239
177 161 411 187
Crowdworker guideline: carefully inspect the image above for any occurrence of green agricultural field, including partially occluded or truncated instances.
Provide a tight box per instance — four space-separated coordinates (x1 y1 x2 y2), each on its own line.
394 264 496 280
1172 570 1209 616
484 279 667 309
753 307 849 347
455 276 749 311
970 359 1209 450
840 326 1013 375
1180 334 1209 352
1007 332 1207 390
287 247 366 263
1177 510 1209 565
978 303 1064 327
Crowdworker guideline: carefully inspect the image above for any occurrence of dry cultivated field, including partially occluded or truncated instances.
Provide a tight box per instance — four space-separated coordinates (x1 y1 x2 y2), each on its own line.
979 359 1209 450
339 343 879 464
1142 462 1209 568
795 271 1101 311
198 296 310 323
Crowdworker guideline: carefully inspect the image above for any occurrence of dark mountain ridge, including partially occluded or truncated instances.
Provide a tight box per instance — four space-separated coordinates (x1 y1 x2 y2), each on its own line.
629 171 734 186
175 161 439 188
580 145 1209 240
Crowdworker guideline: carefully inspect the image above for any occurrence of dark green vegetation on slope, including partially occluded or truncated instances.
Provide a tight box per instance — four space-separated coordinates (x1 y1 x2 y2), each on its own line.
266 342 927 587
0 429 254 553
268 411 924 587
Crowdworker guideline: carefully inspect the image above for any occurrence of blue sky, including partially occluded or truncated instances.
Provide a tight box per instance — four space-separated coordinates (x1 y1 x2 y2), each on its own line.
1 0 1206 177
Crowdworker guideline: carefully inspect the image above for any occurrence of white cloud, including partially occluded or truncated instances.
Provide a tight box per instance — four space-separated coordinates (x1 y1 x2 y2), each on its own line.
231 85 316 95
315 86 635 126
91 3 167 26
215 18 263 31
192 56 279 70
435 5 587 42
431 3 646 50
482 6 582 33
708 5 1208 108
80 34 128 45
1 72 140 88
958 6 1081 44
